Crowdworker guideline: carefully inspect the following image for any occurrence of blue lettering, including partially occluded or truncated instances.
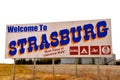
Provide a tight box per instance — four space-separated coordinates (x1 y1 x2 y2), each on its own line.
7 26 38 33
60 29 70 45
18 38 26 54
50 31 59 47
97 21 108 38
9 41 17 56
40 34 50 50
28 36 38 52
84 24 96 40
8 26 14 32
70 26 82 43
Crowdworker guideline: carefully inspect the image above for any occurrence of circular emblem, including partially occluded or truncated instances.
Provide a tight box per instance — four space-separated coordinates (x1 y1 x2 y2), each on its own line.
102 46 110 54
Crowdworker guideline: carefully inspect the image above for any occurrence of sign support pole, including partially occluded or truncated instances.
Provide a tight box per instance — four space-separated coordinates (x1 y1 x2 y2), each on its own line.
13 58 16 80
75 58 78 78
97 57 100 80
34 58 36 80
52 58 55 80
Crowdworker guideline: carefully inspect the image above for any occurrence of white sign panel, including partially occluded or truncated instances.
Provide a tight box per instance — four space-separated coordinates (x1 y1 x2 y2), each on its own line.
5 19 112 58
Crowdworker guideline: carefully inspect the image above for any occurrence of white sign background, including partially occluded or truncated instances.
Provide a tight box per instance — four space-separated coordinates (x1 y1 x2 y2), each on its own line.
5 19 112 58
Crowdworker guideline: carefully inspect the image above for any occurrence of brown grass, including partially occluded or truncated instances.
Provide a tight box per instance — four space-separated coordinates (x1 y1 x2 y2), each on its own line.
0 64 74 80
0 64 120 80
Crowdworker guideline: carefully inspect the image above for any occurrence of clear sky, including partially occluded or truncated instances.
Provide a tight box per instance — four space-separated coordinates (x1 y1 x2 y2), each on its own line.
0 0 120 63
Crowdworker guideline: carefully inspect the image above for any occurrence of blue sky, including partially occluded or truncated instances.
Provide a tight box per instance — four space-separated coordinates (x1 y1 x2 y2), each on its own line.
0 0 120 63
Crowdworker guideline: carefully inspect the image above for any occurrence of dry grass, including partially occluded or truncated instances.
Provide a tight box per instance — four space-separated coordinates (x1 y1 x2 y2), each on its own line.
0 64 74 80
0 64 120 80
0 64 34 80
26 64 120 80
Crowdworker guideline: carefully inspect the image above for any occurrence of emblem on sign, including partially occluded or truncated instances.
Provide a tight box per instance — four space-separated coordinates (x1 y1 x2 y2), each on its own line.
101 45 111 55
80 46 89 55
90 46 99 55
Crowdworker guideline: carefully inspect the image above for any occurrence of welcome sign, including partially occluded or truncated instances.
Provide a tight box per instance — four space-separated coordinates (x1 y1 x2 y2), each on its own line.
5 19 112 58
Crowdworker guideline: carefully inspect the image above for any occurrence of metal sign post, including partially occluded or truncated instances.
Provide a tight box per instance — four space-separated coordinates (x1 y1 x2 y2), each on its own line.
13 58 16 80
52 58 55 80
75 58 78 78
97 57 100 80
34 58 36 80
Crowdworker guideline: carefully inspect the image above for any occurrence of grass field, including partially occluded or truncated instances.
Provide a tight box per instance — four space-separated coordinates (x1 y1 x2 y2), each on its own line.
0 64 120 80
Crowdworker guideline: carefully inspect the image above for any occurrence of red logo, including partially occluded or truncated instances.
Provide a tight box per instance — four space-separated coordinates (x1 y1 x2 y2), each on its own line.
70 46 78 55
80 46 89 55
90 46 99 55
101 45 111 55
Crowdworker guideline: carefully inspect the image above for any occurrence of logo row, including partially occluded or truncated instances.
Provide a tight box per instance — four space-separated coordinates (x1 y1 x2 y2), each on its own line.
70 45 111 55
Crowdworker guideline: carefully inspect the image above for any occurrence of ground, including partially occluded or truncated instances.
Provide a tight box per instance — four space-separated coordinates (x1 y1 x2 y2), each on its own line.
0 64 120 80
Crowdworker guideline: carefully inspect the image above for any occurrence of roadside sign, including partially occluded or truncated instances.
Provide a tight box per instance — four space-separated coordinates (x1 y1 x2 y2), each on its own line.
5 19 112 58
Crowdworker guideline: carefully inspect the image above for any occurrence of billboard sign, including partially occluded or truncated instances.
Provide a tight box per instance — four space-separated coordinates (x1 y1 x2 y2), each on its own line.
5 19 112 58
